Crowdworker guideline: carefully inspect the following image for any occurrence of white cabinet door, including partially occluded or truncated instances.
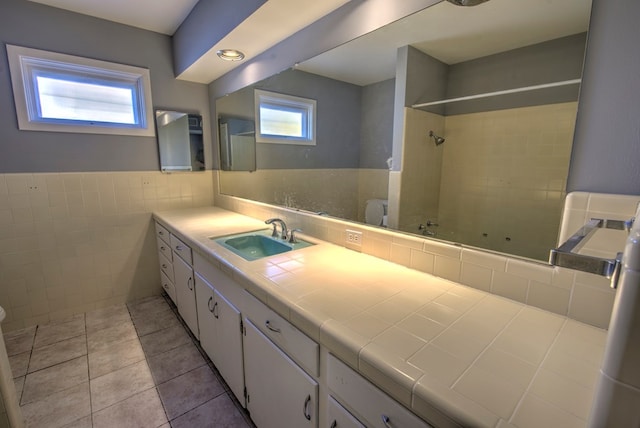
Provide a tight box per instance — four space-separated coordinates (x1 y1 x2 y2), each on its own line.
213 288 244 404
195 273 245 406
244 319 318 428
327 396 365 428
173 255 199 339
195 273 215 356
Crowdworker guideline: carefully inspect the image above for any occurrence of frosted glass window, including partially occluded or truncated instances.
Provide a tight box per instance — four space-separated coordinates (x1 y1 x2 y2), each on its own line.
6 44 154 136
255 89 316 145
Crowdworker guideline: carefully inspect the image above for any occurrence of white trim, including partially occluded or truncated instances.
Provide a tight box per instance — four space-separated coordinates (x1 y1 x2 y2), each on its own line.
6 44 155 137
254 89 316 146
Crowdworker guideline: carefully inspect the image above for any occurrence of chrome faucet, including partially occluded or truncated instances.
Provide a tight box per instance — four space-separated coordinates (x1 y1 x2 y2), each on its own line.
265 218 288 240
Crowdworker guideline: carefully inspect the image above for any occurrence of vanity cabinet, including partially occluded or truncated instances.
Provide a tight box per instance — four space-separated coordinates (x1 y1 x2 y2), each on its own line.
243 318 318 428
327 355 432 428
327 396 365 428
195 272 244 404
173 254 198 339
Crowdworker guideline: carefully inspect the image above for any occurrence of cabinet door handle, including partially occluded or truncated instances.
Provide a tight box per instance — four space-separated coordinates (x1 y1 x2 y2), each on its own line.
381 415 392 428
188 277 193 291
213 302 219 319
330 421 337 428
207 296 215 312
265 320 281 333
303 394 311 421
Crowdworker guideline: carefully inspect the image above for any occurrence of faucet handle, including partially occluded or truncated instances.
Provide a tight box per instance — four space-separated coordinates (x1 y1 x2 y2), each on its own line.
288 228 302 244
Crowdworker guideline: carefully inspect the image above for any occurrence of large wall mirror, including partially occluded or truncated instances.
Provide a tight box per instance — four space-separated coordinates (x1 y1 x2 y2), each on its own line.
216 0 592 262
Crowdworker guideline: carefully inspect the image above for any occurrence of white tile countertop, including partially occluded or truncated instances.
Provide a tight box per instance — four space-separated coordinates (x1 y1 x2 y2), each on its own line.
154 207 607 428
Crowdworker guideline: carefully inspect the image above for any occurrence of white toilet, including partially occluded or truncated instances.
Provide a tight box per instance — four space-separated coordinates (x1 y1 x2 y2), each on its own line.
365 199 388 226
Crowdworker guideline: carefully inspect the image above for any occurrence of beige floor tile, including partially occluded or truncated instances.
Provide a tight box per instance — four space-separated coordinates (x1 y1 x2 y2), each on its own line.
131 307 181 337
88 337 145 379
8 351 30 378
157 365 225 420
21 356 89 405
92 388 168 428
90 359 155 412
33 314 85 349
21 382 91 428
147 342 205 384
14 377 24 401
28 334 87 373
170 394 250 428
139 324 191 357
127 296 170 320
86 319 137 354
3 326 36 356
62 415 92 428
85 304 132 333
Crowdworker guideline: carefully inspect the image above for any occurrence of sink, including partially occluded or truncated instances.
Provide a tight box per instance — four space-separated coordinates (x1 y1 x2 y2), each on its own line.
212 229 314 261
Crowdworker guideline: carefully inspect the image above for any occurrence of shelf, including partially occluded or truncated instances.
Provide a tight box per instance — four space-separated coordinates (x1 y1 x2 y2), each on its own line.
411 78 581 109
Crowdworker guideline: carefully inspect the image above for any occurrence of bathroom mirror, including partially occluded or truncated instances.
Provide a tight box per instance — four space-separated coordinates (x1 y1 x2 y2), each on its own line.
216 0 592 261
155 110 205 172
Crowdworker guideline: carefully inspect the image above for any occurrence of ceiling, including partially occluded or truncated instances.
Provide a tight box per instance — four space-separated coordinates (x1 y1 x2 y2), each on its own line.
27 0 351 84
26 0 592 86
296 0 592 86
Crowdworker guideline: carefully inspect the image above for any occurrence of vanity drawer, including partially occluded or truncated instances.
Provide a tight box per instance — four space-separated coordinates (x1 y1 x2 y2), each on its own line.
328 395 365 428
158 252 174 283
157 237 172 261
161 271 177 304
155 222 171 244
328 354 432 428
244 291 319 377
170 234 193 265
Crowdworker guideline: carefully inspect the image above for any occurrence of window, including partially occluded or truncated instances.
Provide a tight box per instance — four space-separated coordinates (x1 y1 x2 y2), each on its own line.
254 89 316 145
6 44 154 136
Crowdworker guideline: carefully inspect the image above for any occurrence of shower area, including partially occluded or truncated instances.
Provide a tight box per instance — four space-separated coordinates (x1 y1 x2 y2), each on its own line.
391 33 586 260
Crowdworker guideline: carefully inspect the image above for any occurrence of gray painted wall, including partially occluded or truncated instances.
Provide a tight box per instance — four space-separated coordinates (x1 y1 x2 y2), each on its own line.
216 69 362 169
568 0 640 194
0 0 210 173
360 79 395 169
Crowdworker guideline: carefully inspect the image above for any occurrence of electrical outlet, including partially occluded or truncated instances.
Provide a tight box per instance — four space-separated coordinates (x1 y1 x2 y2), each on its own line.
346 229 362 246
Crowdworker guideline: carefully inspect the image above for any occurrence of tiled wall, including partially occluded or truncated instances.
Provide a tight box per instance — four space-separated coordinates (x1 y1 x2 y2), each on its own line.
410 102 575 260
216 174 634 330
219 168 389 224
0 171 214 331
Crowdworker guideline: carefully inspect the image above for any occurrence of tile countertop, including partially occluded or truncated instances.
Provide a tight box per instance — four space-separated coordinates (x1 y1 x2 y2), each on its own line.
154 207 607 428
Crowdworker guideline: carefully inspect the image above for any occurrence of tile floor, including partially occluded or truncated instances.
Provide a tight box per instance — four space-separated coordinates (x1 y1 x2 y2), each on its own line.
3 295 256 428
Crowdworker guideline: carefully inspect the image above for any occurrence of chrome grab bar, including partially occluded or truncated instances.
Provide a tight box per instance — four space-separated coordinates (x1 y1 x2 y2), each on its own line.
549 218 633 289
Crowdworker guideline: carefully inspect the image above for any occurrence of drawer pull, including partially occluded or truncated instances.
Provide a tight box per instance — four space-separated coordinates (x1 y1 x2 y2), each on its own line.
303 394 311 421
160 246 166 251
158 230 164 235
163 283 168 289
175 245 185 251
381 415 392 428
330 421 337 428
161 264 168 269
265 320 281 333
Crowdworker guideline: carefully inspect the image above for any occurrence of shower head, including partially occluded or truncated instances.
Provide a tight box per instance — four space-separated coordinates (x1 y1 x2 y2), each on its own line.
429 130 445 146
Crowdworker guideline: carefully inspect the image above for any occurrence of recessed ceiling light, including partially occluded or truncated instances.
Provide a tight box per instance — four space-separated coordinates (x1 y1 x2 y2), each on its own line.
216 49 245 61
